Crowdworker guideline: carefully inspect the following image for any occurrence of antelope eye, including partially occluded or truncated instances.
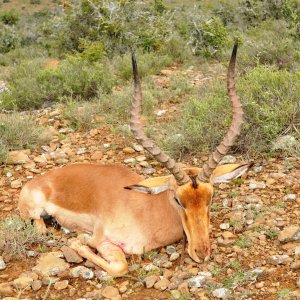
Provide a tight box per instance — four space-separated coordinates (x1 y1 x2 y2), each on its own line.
174 196 185 209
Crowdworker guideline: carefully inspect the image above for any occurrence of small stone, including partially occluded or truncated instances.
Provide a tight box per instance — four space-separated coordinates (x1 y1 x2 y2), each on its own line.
54 280 69 290
283 194 297 201
278 226 300 243
291 261 300 270
12 276 33 289
188 276 206 288
213 288 230 299
144 275 159 288
10 179 22 189
91 151 103 161
61 245 83 263
0 283 14 297
155 109 167 116
70 266 94 279
154 278 170 290
133 144 144 152
220 223 230 230
170 290 181 300
103 143 110 149
253 166 264 173
170 252 180 262
136 155 146 162
219 155 236 164
143 168 156 175
31 280 42 291
166 245 177 255
0 256 6 270
123 147 135 154
295 246 300 257
255 282 264 288
249 181 266 190
7 150 30 164
124 158 136 164
267 255 291 265
102 286 119 299
32 253 70 277
297 277 300 287
27 251 37 257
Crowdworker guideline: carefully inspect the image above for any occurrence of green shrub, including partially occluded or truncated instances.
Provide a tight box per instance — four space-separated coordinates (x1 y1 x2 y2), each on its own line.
188 16 228 57
0 23 19 53
0 216 49 260
0 10 19 25
115 52 172 81
0 114 48 163
62 99 101 130
30 0 41 4
0 56 114 110
239 20 300 71
162 66 300 156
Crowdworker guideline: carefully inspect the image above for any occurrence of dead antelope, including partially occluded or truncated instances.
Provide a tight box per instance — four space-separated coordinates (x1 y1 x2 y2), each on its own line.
18 42 250 276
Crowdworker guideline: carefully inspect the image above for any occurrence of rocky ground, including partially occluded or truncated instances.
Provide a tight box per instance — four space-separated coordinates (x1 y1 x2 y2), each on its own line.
0 70 300 300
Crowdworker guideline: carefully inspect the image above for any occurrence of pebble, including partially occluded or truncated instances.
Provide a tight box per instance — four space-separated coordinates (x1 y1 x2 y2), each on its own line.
0 283 14 297
267 255 291 265
31 280 42 291
32 253 70 277
213 288 230 299
123 147 135 154
61 245 83 263
0 256 6 270
143 167 156 175
133 144 144 152
220 223 230 230
70 266 94 279
124 158 136 164
166 245 177 255
219 155 236 164
154 278 170 290
278 226 300 243
188 275 206 288
54 280 69 290
10 179 22 189
249 181 266 190
101 286 119 299
12 276 33 289
170 252 180 261
283 194 297 201
144 275 159 288
297 277 300 287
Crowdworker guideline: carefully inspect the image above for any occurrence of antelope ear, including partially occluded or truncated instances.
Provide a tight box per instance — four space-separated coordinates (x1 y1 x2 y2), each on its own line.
124 175 174 195
124 184 170 195
211 163 253 184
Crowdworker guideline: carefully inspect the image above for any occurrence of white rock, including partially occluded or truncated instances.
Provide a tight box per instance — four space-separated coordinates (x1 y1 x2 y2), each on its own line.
213 288 230 299
272 135 298 150
188 276 206 288
283 194 297 201
220 223 230 230
219 155 236 164
155 109 167 116
0 256 6 270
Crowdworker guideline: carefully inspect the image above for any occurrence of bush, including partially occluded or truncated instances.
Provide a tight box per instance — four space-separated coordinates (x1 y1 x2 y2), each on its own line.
0 113 48 163
0 216 49 260
188 16 228 57
0 56 114 110
162 66 300 156
238 20 300 71
0 10 19 25
0 23 19 53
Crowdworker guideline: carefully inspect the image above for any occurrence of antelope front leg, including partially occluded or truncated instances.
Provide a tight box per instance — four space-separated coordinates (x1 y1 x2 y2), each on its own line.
68 238 128 276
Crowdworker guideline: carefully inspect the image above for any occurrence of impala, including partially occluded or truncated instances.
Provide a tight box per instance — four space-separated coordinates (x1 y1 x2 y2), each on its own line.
18 43 250 276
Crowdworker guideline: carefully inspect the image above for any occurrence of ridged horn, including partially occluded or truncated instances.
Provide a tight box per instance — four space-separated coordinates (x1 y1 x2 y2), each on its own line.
198 42 244 182
130 53 190 186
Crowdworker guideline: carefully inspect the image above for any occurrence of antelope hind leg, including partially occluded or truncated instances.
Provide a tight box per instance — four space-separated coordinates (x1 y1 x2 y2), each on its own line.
68 238 128 276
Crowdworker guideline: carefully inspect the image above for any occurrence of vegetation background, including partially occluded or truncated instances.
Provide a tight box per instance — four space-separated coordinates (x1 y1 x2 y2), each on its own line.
0 0 299 162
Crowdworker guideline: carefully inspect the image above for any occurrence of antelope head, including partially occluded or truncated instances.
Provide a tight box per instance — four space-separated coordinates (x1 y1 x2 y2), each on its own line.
126 43 248 262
